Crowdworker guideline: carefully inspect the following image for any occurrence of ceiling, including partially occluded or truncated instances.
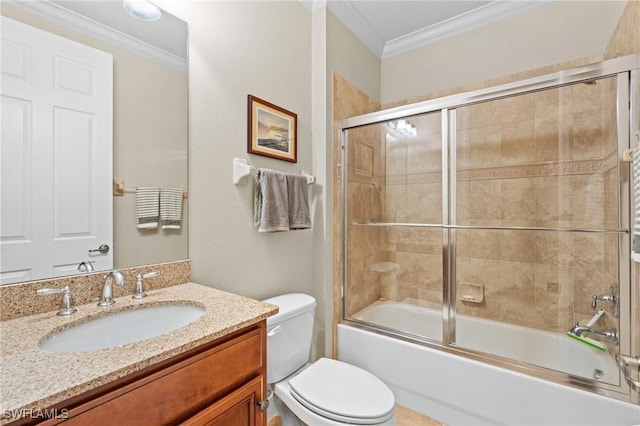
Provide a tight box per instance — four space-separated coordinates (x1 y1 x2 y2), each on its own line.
51 0 188 59
7 0 188 60
19 0 548 63
323 0 549 59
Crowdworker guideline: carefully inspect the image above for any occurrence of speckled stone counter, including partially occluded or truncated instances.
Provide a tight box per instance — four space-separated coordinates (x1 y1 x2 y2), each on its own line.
0 283 278 424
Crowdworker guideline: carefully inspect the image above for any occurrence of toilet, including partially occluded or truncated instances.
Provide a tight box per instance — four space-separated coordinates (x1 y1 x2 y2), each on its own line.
264 293 396 425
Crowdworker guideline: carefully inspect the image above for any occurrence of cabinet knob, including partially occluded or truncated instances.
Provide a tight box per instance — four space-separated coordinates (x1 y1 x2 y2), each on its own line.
257 399 269 412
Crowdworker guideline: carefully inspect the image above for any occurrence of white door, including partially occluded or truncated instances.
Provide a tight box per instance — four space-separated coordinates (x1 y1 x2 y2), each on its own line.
1 17 113 284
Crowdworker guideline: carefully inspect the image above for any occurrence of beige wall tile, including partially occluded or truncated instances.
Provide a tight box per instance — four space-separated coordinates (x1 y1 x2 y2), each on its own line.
501 120 536 165
469 125 502 168
572 110 606 160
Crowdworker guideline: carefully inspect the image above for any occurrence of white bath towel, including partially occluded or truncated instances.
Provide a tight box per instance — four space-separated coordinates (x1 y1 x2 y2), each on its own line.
254 169 289 233
160 188 183 229
286 174 311 230
136 187 160 229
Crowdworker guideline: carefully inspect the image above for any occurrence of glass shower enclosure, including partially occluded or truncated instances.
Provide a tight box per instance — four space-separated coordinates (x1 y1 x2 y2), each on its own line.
340 55 640 397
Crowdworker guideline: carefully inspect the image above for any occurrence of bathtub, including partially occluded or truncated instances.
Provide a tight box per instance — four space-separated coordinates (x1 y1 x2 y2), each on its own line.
352 300 619 383
338 301 640 426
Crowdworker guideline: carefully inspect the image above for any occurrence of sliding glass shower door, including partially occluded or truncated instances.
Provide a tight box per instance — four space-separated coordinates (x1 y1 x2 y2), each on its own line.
452 76 625 386
344 111 444 343
341 57 637 393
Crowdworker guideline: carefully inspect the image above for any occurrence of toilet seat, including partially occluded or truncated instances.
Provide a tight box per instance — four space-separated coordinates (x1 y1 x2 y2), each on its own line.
288 358 395 425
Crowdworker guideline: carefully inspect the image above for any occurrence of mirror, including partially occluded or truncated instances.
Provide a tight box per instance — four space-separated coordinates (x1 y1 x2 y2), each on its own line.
1 1 188 284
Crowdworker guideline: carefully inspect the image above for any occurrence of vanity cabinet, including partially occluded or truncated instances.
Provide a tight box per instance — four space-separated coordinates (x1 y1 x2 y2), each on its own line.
29 321 267 426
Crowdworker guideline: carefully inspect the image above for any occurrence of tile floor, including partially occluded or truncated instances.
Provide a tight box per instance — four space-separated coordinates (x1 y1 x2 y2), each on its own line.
267 404 446 426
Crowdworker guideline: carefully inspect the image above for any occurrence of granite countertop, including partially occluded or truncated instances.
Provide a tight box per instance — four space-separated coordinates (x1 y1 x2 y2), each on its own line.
0 283 278 424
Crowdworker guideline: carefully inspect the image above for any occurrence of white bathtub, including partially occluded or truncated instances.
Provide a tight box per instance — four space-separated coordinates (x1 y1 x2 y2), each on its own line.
338 301 640 426
353 300 618 384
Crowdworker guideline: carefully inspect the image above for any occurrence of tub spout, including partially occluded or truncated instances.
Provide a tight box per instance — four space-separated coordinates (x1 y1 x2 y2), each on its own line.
571 324 618 345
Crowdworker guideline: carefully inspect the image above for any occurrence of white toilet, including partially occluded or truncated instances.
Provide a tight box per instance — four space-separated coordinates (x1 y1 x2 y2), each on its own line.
264 293 396 426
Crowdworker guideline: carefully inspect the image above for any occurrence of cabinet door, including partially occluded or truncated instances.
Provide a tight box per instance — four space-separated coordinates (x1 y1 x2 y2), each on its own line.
182 376 265 426
53 326 264 426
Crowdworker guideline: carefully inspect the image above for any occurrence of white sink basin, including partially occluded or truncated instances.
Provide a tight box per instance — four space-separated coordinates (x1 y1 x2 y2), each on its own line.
39 304 205 352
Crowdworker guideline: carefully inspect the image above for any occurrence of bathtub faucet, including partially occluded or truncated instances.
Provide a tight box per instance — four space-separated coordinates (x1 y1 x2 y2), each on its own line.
570 324 618 345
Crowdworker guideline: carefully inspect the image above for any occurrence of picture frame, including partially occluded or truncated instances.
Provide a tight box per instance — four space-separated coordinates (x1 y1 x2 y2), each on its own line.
247 95 297 163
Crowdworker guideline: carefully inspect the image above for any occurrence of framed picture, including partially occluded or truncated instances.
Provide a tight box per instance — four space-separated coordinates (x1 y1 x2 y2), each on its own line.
247 95 297 163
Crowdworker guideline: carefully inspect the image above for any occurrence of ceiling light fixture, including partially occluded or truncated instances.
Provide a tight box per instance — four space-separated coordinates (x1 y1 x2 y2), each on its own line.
123 0 162 22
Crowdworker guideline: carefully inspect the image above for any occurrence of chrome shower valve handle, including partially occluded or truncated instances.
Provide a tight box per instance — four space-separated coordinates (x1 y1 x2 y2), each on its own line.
591 283 619 317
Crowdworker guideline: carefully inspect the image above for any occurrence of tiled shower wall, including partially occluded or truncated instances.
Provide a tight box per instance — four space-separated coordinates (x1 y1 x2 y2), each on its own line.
332 75 382 317
381 79 620 334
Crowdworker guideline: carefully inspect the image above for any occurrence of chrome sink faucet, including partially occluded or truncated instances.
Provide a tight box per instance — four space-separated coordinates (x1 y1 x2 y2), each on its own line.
77 260 95 273
98 270 126 307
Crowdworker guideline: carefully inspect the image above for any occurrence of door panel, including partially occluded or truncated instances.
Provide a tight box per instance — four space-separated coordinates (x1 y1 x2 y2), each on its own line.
0 16 113 284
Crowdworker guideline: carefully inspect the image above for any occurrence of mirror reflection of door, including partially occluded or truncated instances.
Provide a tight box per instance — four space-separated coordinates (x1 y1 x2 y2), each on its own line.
1 17 113 284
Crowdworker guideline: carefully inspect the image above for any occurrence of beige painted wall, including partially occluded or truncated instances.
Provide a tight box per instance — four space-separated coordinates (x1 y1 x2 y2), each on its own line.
327 10 381 104
381 0 627 104
164 1 314 303
1 4 188 273
158 1 380 359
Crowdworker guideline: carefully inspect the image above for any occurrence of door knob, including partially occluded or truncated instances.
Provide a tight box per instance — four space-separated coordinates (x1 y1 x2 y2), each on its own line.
88 244 110 254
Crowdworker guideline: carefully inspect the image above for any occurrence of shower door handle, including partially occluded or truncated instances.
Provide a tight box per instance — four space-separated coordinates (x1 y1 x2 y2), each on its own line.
615 354 640 393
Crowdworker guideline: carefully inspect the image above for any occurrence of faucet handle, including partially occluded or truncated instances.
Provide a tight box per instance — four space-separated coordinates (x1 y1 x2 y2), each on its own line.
133 271 160 299
37 288 66 296
142 271 160 279
591 284 619 317
37 286 77 316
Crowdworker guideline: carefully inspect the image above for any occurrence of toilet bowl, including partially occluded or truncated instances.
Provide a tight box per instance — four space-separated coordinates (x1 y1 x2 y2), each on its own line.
264 294 396 426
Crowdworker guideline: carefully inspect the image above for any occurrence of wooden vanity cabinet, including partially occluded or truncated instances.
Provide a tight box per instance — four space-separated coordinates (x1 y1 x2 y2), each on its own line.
30 321 267 426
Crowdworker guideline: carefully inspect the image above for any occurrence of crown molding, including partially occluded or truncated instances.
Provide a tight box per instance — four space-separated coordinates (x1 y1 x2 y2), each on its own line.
382 0 550 60
299 0 327 13
6 0 187 73
326 0 385 58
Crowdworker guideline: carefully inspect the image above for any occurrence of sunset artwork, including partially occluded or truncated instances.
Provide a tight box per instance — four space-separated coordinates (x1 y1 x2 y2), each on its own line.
257 108 290 153
248 95 297 162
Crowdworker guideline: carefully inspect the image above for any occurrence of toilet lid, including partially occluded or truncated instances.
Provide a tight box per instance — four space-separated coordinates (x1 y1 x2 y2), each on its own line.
288 358 395 425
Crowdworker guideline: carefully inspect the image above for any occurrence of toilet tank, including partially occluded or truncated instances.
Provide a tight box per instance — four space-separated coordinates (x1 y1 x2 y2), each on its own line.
263 293 316 384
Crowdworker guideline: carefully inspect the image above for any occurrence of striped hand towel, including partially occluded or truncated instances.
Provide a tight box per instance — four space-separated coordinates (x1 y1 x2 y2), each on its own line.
160 188 184 229
136 187 160 229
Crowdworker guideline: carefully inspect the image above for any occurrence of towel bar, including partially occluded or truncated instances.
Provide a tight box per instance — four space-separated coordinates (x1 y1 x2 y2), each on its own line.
232 157 315 184
113 179 188 198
